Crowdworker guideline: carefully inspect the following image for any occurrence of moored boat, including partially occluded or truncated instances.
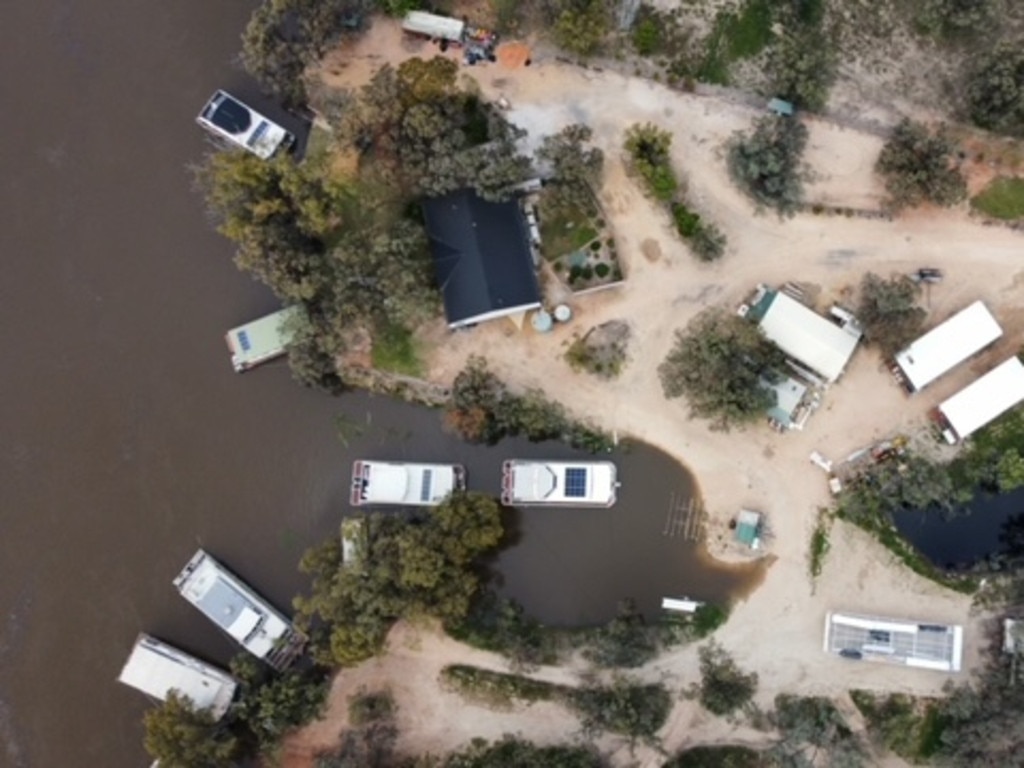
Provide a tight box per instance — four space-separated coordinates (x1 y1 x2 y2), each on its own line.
501 460 618 507
350 460 466 507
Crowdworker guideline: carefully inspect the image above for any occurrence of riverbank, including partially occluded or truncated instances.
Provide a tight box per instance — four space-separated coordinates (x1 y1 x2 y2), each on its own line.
275 16 1024 765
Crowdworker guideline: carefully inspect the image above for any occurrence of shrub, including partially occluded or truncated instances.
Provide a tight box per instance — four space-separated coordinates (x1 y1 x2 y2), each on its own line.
633 16 663 56
582 600 660 668
595 263 610 278
624 123 678 201
581 265 594 280
689 222 727 261
571 679 672 741
672 202 702 237
967 45 1024 136
696 642 758 715
727 115 808 215
589 240 601 251
348 689 394 726
876 119 966 210
441 664 564 708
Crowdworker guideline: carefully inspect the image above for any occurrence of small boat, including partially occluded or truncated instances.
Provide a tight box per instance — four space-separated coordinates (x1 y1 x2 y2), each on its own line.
350 460 466 507
501 460 618 507
225 306 301 373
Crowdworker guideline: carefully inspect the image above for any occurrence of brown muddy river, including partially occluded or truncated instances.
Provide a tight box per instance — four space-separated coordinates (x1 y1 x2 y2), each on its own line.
0 2 759 765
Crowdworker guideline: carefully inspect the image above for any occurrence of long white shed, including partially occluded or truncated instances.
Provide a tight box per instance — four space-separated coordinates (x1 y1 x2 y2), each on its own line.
402 11 466 42
894 301 1002 392
757 291 860 383
117 634 237 720
938 356 1024 442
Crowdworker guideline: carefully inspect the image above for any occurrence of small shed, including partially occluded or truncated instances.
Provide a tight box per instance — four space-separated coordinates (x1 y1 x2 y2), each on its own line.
402 11 466 43
735 509 763 549
768 98 795 116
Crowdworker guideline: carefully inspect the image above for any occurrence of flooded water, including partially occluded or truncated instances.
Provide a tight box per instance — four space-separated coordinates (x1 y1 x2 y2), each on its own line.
894 486 1024 570
0 2 760 766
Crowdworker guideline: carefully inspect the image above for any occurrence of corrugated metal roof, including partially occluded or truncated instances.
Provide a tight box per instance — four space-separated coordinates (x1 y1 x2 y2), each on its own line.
895 301 1002 391
939 356 1024 441
758 292 859 382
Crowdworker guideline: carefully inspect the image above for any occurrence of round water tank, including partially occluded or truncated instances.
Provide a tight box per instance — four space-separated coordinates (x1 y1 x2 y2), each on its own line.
531 310 553 333
553 304 572 322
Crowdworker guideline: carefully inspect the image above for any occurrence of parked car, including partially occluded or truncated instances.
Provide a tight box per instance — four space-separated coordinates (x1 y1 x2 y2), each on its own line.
912 268 943 284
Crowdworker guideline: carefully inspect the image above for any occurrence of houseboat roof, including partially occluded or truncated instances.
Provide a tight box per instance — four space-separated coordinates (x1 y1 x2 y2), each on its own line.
894 300 1002 392
938 356 1024 442
197 90 293 160
173 550 296 666
117 634 237 720
501 460 618 507
225 305 301 372
351 460 464 506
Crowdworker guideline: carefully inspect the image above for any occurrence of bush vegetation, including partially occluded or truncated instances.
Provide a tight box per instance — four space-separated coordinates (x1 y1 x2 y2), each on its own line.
444 356 613 451
663 745 768 767
876 119 967 210
767 0 835 112
855 272 927 357
809 513 831 581
445 735 605 768
694 641 758 716
552 0 611 58
624 123 728 261
441 664 566 708
143 692 239 768
446 593 560 669
347 688 395 726
570 678 673 743
850 690 947 762
770 694 868 766
658 307 785 430
698 0 773 85
967 45 1024 136
727 115 808 216
294 491 505 666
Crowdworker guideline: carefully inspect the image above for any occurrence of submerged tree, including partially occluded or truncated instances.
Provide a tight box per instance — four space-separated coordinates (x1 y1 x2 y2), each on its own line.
658 308 785 430
876 119 967 210
727 115 808 215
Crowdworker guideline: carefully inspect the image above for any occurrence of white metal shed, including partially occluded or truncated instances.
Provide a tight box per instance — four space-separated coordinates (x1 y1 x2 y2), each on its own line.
402 11 466 42
894 301 1002 392
939 356 1024 441
758 292 860 382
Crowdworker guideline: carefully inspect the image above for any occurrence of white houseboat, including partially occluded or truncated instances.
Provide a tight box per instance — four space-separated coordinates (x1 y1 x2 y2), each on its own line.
197 90 295 159
117 633 237 720
501 460 618 507
173 549 305 670
350 460 466 507
225 305 301 372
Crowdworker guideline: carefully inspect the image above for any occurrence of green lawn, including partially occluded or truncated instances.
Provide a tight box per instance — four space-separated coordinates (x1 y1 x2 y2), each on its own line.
699 0 773 84
371 323 422 377
971 176 1024 220
538 194 599 260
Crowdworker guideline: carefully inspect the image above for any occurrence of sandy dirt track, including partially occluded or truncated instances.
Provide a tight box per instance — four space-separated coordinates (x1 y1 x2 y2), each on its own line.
282 18 1024 766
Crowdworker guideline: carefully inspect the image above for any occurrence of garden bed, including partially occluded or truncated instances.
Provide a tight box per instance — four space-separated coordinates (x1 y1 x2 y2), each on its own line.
534 187 623 292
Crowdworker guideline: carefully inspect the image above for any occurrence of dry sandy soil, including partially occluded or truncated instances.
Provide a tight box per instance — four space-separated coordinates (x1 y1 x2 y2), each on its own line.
282 18 1024 767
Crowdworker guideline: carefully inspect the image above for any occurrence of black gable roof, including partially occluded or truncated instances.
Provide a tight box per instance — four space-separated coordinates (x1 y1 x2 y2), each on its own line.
422 189 541 326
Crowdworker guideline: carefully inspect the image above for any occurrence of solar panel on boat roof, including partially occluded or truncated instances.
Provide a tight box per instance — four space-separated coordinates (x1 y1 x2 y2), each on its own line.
564 467 587 497
238 330 251 352
420 469 433 502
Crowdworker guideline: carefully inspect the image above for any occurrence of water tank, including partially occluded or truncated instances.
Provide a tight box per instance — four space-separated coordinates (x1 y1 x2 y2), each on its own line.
531 310 553 333
553 304 572 322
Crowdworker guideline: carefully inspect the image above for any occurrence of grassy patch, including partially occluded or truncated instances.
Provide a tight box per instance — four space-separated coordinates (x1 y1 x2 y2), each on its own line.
538 194 599 259
699 0 773 84
971 177 1024 220
371 323 421 377
851 690 948 762
440 665 565 708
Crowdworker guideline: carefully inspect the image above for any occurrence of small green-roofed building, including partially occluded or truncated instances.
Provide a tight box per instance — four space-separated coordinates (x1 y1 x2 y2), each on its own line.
735 509 763 548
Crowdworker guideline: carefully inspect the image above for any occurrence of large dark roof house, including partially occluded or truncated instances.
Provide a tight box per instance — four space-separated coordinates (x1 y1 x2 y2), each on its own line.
423 189 541 329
